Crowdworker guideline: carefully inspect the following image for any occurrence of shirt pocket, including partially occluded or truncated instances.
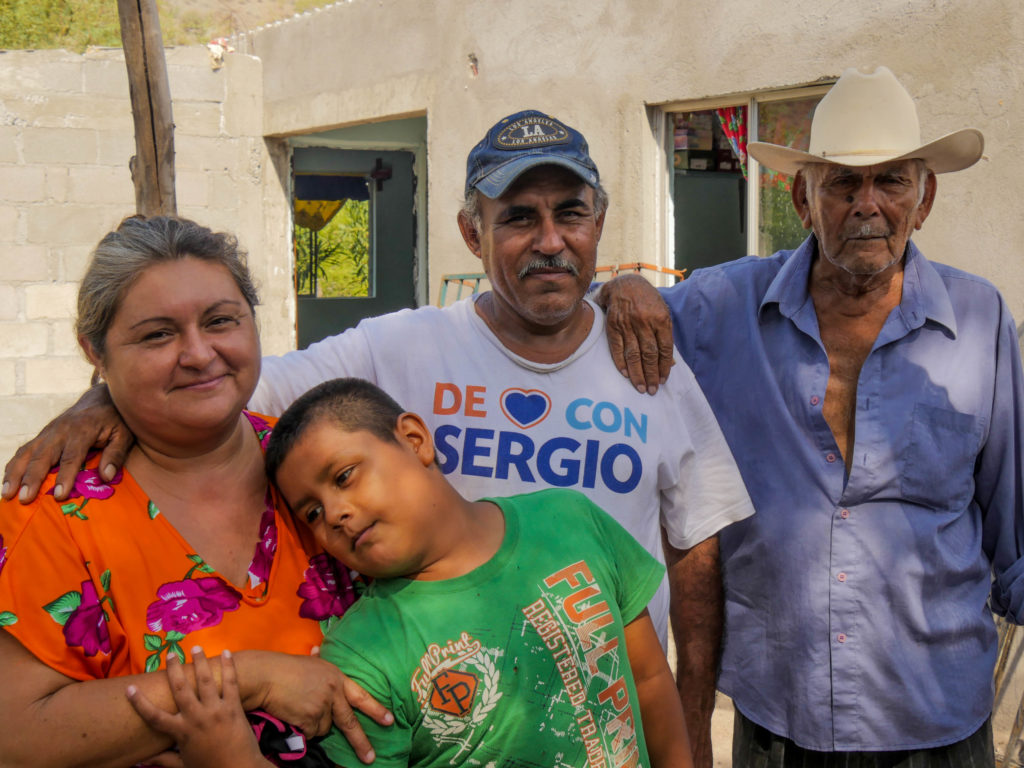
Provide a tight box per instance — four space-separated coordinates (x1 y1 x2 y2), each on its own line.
900 402 980 511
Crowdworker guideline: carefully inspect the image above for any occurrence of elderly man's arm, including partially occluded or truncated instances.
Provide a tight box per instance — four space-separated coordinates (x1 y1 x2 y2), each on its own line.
664 532 721 768
978 306 1024 622
595 274 675 394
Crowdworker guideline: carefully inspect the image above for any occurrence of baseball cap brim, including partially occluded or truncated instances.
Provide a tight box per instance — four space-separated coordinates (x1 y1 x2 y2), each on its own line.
473 154 600 199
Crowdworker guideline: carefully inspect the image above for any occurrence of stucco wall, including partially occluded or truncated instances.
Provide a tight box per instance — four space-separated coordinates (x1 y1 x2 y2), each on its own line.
243 0 1024 317
0 46 289 468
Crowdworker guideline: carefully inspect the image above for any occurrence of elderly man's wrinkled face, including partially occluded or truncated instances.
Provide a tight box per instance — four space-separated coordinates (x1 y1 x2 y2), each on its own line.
794 160 936 277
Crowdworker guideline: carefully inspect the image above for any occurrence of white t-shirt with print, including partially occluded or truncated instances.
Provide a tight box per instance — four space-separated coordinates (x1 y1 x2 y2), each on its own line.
252 297 754 647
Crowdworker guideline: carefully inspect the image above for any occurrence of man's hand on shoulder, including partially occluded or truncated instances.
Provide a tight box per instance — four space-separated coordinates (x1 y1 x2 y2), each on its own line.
2 383 133 504
595 274 675 395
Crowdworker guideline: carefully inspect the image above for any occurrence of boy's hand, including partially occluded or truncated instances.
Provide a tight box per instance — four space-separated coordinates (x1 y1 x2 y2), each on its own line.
2 383 133 503
127 648 271 768
242 651 390 764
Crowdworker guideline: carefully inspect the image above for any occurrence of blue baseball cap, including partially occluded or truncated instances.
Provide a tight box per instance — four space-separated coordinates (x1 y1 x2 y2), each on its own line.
464 110 600 199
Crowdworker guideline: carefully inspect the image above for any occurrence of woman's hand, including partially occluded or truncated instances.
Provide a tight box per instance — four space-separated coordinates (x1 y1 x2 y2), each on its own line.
127 648 270 768
238 650 393 764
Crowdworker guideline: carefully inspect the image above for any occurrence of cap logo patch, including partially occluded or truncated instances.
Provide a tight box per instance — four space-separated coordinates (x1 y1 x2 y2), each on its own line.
495 116 569 150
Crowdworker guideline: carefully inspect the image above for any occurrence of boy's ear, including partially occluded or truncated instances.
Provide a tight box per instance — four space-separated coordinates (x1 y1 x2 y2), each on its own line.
395 412 435 466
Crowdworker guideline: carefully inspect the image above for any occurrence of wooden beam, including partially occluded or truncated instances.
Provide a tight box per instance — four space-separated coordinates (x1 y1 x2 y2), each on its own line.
117 0 176 216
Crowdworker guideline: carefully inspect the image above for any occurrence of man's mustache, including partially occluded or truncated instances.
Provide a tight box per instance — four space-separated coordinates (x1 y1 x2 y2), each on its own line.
518 257 580 280
844 223 891 239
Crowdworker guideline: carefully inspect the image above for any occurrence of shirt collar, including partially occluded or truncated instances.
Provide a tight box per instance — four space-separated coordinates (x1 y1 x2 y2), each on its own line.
758 236 958 338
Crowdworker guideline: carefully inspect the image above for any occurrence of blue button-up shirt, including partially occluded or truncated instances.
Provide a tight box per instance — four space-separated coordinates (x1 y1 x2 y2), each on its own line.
663 236 1024 751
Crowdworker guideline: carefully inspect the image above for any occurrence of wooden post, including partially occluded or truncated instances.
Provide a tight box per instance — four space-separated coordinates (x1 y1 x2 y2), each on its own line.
117 0 176 216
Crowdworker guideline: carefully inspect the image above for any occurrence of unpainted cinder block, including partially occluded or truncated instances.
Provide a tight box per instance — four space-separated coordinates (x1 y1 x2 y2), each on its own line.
25 283 77 320
27 204 121 246
82 59 130 98
0 359 15 396
0 165 46 202
0 284 18 321
22 127 98 165
174 101 227 138
67 166 134 205
0 126 20 163
0 392 80 444
0 58 83 98
24 356 92 394
50 320 83 356
0 320 48 356
176 169 210 208
2 244 51 282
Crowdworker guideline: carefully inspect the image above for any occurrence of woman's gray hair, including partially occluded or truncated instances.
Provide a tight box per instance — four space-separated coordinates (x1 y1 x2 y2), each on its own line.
77 216 260 360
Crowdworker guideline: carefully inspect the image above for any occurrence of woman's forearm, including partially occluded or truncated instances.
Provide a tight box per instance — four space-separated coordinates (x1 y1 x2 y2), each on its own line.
0 631 178 768
0 636 282 768
0 633 375 768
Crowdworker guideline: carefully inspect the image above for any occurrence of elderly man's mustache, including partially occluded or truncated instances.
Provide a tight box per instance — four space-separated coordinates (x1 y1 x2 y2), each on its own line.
844 224 891 239
518 257 580 280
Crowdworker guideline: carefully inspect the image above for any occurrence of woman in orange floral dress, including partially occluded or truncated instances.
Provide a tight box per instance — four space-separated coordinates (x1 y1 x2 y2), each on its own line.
0 217 388 767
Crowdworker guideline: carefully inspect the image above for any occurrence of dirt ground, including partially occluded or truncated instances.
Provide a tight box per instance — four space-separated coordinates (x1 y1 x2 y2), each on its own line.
711 696 735 767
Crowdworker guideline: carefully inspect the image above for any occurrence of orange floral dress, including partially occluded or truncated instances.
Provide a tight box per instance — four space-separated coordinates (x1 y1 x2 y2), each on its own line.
0 412 354 683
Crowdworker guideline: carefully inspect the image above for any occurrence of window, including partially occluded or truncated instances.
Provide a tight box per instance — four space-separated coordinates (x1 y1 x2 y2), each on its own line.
663 83 831 274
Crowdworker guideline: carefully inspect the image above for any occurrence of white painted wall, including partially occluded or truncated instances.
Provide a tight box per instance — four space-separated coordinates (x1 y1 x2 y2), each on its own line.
241 0 1024 317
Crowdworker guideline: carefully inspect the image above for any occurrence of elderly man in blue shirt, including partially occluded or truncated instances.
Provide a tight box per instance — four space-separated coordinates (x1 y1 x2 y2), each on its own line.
605 65 1018 767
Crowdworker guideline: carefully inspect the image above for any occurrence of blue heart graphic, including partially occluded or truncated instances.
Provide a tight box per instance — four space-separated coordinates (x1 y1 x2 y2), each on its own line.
504 392 549 427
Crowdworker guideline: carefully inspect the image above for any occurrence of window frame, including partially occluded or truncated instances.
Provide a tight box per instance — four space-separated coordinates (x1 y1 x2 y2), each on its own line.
655 81 834 266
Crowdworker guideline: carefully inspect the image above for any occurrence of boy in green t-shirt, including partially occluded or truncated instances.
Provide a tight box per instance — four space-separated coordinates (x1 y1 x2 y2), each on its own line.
129 378 691 768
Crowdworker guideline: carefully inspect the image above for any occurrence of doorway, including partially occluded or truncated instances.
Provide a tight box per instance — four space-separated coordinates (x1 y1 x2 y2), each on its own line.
292 147 416 348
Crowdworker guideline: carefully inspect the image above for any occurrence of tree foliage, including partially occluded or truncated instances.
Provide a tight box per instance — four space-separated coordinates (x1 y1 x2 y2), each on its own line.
0 0 331 52
0 0 122 51
294 200 370 298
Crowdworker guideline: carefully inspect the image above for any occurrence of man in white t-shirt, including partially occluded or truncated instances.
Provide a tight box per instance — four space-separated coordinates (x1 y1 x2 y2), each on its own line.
5 109 752 768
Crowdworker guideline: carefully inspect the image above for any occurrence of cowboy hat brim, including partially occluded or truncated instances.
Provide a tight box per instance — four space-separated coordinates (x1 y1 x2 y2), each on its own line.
748 127 984 177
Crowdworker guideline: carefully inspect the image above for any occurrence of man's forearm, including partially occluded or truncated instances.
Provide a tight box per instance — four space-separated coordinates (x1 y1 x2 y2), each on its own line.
665 533 722 768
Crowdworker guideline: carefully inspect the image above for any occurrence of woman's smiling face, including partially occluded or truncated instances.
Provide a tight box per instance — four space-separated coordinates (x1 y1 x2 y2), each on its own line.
84 257 261 451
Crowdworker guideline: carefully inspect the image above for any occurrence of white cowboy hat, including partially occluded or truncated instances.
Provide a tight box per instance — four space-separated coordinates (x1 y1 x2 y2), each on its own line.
747 65 984 176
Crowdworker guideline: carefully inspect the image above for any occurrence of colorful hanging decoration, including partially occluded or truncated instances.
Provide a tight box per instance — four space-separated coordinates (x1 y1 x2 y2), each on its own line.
715 106 748 179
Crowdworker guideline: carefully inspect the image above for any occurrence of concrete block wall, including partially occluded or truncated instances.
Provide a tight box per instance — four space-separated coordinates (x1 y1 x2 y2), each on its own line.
0 46 286 473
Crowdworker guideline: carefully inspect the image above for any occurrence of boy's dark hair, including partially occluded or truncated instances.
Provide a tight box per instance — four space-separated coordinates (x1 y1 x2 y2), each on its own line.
265 378 406 482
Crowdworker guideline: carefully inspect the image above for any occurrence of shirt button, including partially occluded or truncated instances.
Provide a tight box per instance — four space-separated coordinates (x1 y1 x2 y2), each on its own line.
837 633 847 643
826 452 837 463
840 508 850 519
837 572 847 582
810 395 820 406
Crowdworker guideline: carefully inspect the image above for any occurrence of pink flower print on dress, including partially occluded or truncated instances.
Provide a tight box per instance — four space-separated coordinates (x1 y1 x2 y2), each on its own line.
245 412 273 451
297 553 356 621
146 577 242 635
63 580 112 656
248 505 278 589
46 466 124 520
0 533 6 579
72 467 124 499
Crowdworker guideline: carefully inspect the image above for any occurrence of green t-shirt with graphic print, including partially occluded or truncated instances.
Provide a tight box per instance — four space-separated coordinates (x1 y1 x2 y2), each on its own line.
319 488 664 768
